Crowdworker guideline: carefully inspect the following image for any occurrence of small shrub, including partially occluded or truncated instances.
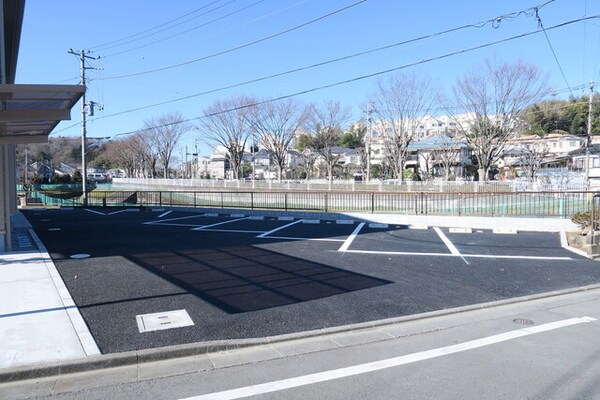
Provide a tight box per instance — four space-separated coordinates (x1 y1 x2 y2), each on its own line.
570 211 600 233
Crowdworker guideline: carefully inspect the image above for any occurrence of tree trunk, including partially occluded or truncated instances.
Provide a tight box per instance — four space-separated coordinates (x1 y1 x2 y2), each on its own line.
477 168 487 182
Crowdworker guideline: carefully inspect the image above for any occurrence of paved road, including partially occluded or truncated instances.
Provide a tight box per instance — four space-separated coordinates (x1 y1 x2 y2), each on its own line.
3 287 599 399
20 207 600 356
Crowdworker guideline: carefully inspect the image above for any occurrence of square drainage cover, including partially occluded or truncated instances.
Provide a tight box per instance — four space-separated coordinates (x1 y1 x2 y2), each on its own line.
136 309 194 333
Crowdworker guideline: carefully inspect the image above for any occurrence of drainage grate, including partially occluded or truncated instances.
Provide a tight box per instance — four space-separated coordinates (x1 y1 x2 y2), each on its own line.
136 309 194 333
513 318 535 326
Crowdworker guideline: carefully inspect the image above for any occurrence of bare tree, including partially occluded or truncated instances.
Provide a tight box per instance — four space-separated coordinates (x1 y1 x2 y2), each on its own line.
103 133 156 178
417 152 433 180
306 101 351 185
518 140 550 182
370 73 437 182
249 98 309 180
430 137 464 181
449 59 550 181
197 97 255 180
143 112 191 179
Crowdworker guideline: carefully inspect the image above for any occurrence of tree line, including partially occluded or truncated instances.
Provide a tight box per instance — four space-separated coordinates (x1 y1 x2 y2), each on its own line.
18 59 597 182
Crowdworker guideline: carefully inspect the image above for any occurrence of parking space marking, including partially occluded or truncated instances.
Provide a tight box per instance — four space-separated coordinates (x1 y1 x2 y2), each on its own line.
342 249 572 260
339 223 365 252
193 217 250 231
261 236 346 242
256 219 303 238
144 215 213 225
158 211 172 218
84 209 106 216
196 228 265 234
434 227 468 265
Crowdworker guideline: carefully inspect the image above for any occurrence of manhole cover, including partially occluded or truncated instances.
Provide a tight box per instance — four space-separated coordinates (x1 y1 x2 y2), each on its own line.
136 309 194 333
70 254 90 259
513 318 535 326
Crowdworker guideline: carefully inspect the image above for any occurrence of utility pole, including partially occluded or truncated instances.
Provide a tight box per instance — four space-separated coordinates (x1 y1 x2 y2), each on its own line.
68 49 101 205
585 81 595 188
365 102 373 183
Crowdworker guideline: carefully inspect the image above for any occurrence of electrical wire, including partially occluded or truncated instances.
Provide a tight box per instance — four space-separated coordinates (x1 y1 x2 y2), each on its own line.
90 0 227 51
90 1 558 120
88 14 600 139
98 0 367 80
104 0 313 60
535 7 575 98
105 0 260 57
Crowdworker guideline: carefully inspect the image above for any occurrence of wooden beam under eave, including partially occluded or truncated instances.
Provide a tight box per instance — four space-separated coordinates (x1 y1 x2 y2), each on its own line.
0 134 49 145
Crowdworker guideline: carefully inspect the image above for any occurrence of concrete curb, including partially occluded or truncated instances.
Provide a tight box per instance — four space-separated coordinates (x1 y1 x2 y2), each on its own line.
3 283 600 384
154 206 576 232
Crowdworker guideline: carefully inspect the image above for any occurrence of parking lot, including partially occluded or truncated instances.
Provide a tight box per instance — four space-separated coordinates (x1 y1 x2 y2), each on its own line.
23 207 600 354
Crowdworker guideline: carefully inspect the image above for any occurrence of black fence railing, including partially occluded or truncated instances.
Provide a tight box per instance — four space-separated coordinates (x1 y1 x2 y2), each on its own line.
21 189 593 218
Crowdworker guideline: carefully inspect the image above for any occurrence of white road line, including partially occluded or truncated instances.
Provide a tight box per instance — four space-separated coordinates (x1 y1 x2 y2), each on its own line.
342 249 572 260
181 316 596 400
144 215 207 224
108 209 135 215
433 227 469 265
339 223 365 252
258 236 346 242
83 209 106 216
158 211 172 218
144 223 205 228
256 219 303 238
196 228 265 234
193 217 250 230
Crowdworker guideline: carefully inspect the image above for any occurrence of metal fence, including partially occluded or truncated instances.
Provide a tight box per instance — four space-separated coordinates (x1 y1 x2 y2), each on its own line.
113 178 587 193
22 188 593 218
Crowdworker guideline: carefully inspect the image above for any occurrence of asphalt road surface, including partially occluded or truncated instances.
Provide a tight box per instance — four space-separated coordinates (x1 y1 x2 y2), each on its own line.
22 207 600 355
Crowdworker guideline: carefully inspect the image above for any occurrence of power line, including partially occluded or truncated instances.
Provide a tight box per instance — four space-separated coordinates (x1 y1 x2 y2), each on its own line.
94 14 600 139
535 7 575 98
98 0 367 80
105 0 266 58
90 0 228 51
90 1 558 120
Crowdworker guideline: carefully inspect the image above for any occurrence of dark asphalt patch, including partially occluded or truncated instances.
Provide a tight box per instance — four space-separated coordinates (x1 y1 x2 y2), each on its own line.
129 246 390 314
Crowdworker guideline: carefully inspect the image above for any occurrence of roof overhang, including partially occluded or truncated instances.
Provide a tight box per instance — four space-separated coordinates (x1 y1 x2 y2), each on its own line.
0 84 85 144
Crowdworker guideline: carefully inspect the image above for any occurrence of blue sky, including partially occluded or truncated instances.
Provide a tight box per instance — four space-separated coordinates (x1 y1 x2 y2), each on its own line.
16 0 600 156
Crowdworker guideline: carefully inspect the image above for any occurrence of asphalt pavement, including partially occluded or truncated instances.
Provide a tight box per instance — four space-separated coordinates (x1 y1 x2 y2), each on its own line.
20 207 600 356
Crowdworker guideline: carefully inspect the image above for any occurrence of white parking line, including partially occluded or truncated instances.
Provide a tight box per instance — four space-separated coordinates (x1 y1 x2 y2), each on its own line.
196 229 265 234
83 209 106 216
256 219 303 238
193 217 250 231
341 249 572 260
339 223 365 252
108 209 138 215
260 236 346 242
158 211 172 218
433 227 469 265
144 215 209 225
181 316 595 400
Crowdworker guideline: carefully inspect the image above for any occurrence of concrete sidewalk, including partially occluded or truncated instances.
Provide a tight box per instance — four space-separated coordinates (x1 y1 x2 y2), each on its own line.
0 212 99 370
